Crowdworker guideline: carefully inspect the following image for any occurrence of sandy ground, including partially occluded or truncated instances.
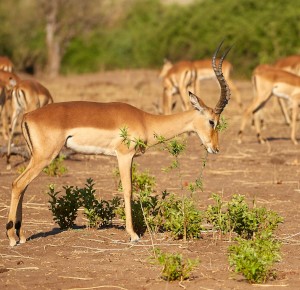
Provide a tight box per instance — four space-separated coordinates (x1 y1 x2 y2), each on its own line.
0 69 299 289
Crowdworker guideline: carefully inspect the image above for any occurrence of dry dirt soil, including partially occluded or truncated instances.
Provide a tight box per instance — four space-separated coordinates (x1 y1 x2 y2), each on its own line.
0 70 299 290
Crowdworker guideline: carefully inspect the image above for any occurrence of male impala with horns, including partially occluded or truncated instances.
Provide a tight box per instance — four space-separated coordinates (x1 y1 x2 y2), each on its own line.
6 42 231 246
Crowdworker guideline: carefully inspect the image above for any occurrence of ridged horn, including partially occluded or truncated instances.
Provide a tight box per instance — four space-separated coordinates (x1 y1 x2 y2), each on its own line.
212 41 232 115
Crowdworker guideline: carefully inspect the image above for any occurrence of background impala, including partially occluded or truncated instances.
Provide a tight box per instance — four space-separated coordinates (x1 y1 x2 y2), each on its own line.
159 57 240 113
0 70 20 140
6 79 54 169
238 64 300 145
159 60 197 114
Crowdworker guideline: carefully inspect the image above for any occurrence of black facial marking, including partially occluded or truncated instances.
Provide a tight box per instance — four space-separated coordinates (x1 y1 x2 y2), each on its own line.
209 120 215 127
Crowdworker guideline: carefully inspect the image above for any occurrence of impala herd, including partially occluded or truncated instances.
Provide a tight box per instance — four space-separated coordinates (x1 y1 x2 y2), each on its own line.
1 42 300 246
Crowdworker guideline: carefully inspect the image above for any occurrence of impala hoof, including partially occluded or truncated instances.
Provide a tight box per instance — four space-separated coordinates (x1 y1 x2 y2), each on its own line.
9 238 17 247
130 233 140 243
19 237 27 244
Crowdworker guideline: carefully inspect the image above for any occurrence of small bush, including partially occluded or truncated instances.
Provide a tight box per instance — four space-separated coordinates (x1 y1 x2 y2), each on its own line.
205 193 230 235
159 191 203 240
228 232 281 283
115 162 203 240
47 178 121 230
78 178 121 228
154 248 199 281
47 184 81 229
205 194 283 239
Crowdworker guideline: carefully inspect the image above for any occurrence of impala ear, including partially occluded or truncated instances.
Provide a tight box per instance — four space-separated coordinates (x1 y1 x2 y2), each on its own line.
189 91 207 112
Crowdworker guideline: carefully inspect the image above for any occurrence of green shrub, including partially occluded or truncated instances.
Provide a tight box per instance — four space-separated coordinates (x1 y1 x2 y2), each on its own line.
47 178 121 230
115 162 203 240
159 191 203 240
205 194 283 239
228 232 281 283
153 248 199 281
47 184 81 229
78 178 121 228
205 193 230 236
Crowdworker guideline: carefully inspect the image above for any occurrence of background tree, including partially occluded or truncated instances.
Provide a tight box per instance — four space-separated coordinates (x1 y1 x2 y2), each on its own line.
0 0 299 77
41 0 104 78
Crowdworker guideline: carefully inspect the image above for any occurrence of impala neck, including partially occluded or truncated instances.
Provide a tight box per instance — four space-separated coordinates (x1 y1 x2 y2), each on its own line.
145 110 196 145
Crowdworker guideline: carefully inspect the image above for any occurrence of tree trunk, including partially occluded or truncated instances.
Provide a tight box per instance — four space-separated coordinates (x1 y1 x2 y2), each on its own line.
45 0 61 78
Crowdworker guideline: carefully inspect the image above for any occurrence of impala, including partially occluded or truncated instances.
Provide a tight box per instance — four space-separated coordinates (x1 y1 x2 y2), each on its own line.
0 71 20 139
6 79 54 169
160 60 197 114
238 64 300 145
0 56 14 72
6 42 231 247
160 58 240 113
274 55 300 75
273 55 300 123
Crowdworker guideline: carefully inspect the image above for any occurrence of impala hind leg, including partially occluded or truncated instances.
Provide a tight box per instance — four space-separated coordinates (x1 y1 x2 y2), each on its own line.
238 94 272 144
117 152 139 242
7 155 56 246
6 109 21 170
278 98 291 125
1 105 10 140
291 100 299 145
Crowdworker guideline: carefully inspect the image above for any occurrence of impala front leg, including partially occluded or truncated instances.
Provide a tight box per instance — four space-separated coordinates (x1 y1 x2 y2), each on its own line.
117 152 139 242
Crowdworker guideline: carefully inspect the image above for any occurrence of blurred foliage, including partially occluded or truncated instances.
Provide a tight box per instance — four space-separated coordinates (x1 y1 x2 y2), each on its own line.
0 0 300 77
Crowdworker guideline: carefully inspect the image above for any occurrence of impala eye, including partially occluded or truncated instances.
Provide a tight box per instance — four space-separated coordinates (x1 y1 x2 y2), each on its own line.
209 120 215 127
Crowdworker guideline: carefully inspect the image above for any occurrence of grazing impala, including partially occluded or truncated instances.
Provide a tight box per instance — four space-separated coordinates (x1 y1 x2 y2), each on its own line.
6 42 231 246
160 58 240 113
273 55 300 123
238 64 300 145
160 60 197 114
6 79 54 169
0 56 14 72
274 55 300 75
0 71 20 139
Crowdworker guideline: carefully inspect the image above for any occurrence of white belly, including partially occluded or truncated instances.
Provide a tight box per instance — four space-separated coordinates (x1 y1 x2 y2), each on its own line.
65 127 119 156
